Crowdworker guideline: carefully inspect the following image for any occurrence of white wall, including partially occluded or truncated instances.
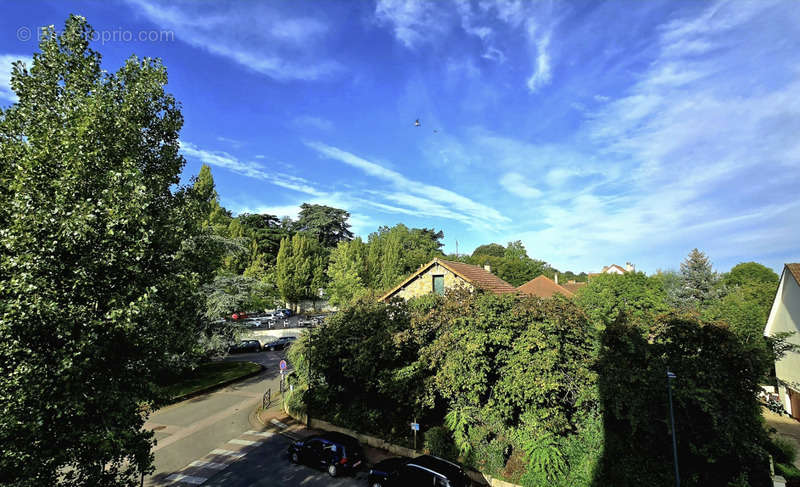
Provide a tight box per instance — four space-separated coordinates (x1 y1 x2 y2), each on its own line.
765 268 800 414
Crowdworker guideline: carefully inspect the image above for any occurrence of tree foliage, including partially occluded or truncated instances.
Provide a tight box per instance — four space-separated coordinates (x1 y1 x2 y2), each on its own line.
597 314 772 487
0 16 204 485
678 248 721 308
575 272 671 329
294 203 353 248
276 233 327 303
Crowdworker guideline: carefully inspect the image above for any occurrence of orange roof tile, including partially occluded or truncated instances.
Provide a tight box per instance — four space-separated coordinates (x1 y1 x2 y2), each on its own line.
379 258 517 301
561 281 587 294
437 259 518 295
517 275 574 298
787 263 800 285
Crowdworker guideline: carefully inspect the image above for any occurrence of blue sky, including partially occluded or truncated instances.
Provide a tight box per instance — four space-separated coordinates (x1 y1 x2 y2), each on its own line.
2 1 799 274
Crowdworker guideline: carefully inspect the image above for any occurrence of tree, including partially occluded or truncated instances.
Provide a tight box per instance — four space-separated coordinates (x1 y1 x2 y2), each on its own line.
678 248 721 308
472 243 506 258
575 272 671 329
723 262 779 288
326 238 369 307
294 203 353 248
504 240 528 260
0 16 204 485
276 234 327 304
365 224 445 290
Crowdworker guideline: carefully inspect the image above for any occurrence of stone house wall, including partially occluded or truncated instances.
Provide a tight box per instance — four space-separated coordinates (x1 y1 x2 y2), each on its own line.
393 263 472 300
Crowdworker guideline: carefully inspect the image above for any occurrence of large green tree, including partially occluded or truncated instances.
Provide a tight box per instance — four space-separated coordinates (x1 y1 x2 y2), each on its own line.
0 17 204 486
294 203 353 248
574 272 671 329
276 233 327 304
678 248 721 308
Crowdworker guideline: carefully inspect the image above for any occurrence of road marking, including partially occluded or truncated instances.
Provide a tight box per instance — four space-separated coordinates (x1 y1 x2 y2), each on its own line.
228 438 262 446
270 419 288 429
165 473 207 485
209 449 247 459
188 460 229 470
243 430 274 437
153 396 260 452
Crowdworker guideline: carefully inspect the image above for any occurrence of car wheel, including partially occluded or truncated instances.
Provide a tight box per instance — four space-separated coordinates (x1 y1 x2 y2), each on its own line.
270 346 275 351
327 464 338 477
371 483 383 487
291 452 299 464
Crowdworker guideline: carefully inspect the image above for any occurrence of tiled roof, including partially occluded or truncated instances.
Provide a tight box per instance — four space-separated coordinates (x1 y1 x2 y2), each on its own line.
517 275 574 298
605 264 628 273
787 263 800 285
561 281 587 294
438 259 518 295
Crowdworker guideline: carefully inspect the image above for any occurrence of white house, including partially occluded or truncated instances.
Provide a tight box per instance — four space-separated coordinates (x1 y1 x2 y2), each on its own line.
764 263 800 416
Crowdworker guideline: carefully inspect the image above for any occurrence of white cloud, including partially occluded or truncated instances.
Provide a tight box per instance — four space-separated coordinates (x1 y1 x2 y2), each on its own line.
216 136 243 148
307 141 509 228
525 27 552 93
374 0 447 49
179 141 324 196
126 0 341 81
0 55 32 104
292 115 334 131
499 173 542 199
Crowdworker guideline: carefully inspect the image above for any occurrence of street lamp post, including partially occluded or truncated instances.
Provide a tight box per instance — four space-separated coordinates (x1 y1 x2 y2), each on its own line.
667 369 680 487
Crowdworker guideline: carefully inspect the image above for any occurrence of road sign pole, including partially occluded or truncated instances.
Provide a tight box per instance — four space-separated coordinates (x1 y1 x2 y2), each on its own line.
414 417 417 450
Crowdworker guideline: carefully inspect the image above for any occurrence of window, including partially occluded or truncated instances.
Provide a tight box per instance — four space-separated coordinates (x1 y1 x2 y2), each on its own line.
433 275 444 295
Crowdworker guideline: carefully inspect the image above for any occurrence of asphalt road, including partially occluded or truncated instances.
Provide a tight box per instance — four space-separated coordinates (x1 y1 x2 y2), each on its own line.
143 349 297 486
202 433 365 487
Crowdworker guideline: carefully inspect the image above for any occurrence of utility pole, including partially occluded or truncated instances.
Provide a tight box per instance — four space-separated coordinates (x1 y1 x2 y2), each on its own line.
667 369 680 487
455 240 459 258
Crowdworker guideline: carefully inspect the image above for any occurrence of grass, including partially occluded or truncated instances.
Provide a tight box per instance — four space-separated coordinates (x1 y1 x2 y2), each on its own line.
161 361 262 400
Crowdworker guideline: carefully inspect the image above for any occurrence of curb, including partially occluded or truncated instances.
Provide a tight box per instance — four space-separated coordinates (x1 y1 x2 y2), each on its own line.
167 362 266 405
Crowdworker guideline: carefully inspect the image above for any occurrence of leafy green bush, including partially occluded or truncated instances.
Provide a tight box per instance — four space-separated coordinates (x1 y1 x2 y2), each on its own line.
424 426 458 461
597 314 772 487
768 435 798 465
777 462 800 481
285 386 307 416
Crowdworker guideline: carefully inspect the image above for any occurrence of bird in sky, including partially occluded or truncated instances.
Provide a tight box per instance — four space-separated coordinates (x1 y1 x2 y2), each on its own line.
414 118 420 127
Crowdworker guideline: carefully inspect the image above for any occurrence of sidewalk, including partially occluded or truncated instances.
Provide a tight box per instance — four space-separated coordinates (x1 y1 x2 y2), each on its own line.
764 407 800 470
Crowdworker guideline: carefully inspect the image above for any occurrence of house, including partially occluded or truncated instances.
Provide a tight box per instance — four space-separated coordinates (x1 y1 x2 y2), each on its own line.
379 258 517 301
764 263 800 416
517 275 575 298
561 280 587 294
588 262 635 279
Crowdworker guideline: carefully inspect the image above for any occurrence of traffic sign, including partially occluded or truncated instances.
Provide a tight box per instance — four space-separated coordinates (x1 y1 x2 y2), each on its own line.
411 422 419 431
279 360 287 370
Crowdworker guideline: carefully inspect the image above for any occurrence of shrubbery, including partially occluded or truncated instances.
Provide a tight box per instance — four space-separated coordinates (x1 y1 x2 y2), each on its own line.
290 288 773 486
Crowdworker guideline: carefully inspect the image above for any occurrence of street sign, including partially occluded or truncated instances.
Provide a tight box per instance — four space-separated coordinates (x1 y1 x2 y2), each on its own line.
279 360 287 370
411 422 419 431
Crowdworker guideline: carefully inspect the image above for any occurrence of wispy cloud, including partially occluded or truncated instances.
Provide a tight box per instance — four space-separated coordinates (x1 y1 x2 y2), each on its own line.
292 115 334 131
126 0 341 81
0 55 32 104
179 141 324 196
306 141 509 228
499 173 542 199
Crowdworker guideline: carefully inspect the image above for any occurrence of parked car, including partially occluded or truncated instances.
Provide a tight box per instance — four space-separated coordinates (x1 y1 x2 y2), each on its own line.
287 432 364 477
276 308 293 318
228 340 262 354
262 336 296 351
368 455 471 487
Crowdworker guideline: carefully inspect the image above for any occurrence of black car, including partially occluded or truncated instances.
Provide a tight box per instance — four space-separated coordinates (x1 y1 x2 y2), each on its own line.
263 336 296 351
368 455 471 487
228 340 262 354
287 432 364 477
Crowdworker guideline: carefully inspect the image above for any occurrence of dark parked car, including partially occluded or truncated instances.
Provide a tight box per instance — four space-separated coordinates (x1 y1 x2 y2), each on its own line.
228 340 262 354
368 455 471 487
262 336 296 351
276 308 293 318
287 432 364 477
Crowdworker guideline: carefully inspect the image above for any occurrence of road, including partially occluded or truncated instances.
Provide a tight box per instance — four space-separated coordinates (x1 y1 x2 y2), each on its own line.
143 345 361 487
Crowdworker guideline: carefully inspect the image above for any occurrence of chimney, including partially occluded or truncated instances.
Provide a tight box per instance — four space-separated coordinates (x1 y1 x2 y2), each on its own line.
554 273 559 285
625 262 635 272
483 264 492 273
